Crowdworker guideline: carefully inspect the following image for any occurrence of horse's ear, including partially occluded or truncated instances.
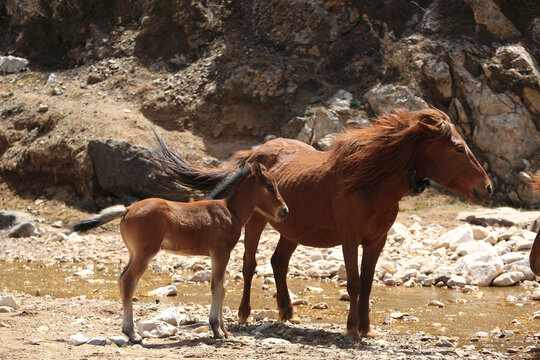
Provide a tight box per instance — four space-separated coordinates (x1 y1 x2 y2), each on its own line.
418 112 441 136
251 162 262 175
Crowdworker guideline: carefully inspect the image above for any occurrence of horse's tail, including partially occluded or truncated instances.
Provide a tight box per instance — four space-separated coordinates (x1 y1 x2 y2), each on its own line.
71 205 127 232
533 174 540 195
150 129 254 192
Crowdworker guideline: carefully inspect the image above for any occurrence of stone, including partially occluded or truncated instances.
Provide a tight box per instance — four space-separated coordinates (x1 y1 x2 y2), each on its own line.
428 300 445 308
87 336 107 346
325 90 353 111
0 296 19 310
337 264 347 280
0 306 17 313
435 337 455 347
45 74 57 86
189 270 212 282
108 335 129 347
463 0 520 40
492 271 525 286
261 338 290 346
364 84 429 115
471 226 490 240
69 333 89 346
339 291 350 301
388 222 408 236
148 285 178 297
253 309 278 321
501 252 525 264
68 232 83 242
88 139 190 201
8 222 35 238
0 56 29 73
456 241 493 256
138 320 178 338
435 224 474 250
433 266 455 284
421 59 452 102
447 275 467 288
458 208 540 228
454 251 504 286
37 104 49 113
311 302 328 310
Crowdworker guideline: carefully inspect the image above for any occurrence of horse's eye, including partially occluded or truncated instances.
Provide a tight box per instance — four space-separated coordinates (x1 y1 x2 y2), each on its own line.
267 185 275 193
456 147 465 153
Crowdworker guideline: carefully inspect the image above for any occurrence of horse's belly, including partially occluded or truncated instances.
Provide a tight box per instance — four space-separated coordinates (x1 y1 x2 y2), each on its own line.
271 223 341 248
160 237 210 256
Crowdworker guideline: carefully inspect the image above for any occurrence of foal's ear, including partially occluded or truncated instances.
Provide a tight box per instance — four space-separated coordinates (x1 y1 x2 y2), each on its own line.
251 161 262 175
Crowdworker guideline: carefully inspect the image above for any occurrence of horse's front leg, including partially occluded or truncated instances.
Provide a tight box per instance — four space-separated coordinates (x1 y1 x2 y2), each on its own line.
271 236 298 323
358 236 386 337
210 249 231 339
342 241 361 341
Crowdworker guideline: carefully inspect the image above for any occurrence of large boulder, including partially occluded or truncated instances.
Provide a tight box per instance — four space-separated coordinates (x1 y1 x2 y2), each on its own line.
463 0 520 40
364 84 429 115
0 56 29 73
454 251 504 286
87 139 189 201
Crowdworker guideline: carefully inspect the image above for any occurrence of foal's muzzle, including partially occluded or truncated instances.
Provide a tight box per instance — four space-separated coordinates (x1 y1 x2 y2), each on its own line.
277 205 289 222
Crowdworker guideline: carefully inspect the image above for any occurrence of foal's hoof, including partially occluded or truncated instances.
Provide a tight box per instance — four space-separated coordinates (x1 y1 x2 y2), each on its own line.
129 334 143 344
360 327 378 338
212 330 228 339
286 315 301 324
238 316 250 325
344 330 361 344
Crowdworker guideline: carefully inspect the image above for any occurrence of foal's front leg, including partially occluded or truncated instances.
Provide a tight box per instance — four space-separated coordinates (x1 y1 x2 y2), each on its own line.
210 251 231 339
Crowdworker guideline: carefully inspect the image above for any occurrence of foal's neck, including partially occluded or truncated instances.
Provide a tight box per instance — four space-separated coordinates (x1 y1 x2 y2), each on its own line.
223 177 257 228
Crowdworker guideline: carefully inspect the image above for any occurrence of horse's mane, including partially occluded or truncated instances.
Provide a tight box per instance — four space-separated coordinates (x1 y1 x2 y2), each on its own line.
207 164 253 200
330 109 454 194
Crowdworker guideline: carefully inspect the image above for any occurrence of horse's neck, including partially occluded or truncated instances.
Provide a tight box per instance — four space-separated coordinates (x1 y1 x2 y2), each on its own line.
223 178 257 228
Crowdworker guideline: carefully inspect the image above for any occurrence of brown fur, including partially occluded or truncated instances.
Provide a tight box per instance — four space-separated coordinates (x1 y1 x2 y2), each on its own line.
529 174 540 275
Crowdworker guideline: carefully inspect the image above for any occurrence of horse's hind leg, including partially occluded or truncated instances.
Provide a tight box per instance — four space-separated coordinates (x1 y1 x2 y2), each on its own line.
210 249 231 339
238 213 267 324
271 236 298 323
118 252 154 343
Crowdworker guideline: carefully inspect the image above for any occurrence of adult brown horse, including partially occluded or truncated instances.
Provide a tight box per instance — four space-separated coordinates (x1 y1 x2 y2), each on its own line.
529 175 540 275
152 108 492 340
71 162 288 342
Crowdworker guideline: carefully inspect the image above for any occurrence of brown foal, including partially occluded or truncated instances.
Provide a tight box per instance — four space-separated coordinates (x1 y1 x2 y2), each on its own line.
72 162 288 342
152 109 492 340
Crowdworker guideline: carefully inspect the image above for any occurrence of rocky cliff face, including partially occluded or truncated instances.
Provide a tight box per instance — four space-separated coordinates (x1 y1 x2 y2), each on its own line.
0 0 539 206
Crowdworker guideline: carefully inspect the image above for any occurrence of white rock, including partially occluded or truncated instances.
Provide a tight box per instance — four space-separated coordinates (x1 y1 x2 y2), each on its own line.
515 238 534 251
501 252 525 264
337 264 347 280
484 232 499 245
522 229 537 241
148 285 178 297
456 241 494 256
420 256 442 274
45 73 58 86
87 336 107 346
503 264 535 281
472 226 490 240
0 296 19 310
435 224 473 250
261 337 291 345
326 89 353 111
364 84 428 114
447 275 467 288
454 251 504 286
408 222 423 234
492 271 525 286
432 266 455 283
138 320 178 338
394 268 419 281
152 307 184 326
0 56 29 73
253 309 278 321
68 232 83 243
388 222 408 236
69 333 89 346
190 270 212 282
73 269 94 278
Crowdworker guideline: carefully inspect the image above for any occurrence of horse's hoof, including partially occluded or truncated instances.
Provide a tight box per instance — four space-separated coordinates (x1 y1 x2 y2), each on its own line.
287 315 301 324
344 330 361 344
360 327 377 338
129 334 143 344
238 316 250 325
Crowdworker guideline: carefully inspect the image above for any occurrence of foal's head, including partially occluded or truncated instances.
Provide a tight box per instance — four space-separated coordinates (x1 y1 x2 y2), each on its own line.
250 162 289 222
413 109 492 204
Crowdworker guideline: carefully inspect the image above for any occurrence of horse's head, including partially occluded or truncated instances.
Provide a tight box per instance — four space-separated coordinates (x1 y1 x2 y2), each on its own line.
413 109 492 204
250 162 289 222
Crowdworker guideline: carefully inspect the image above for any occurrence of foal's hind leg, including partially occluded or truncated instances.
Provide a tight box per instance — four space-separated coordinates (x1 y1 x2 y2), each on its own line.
210 249 231 339
271 236 299 323
118 253 154 343
238 213 267 324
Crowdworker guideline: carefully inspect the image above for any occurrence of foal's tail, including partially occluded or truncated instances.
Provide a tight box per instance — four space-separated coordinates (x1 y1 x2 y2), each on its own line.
150 129 254 192
71 205 128 232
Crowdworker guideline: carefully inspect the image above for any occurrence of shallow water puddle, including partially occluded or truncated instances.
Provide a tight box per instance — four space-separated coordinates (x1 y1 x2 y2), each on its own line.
0 260 539 354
